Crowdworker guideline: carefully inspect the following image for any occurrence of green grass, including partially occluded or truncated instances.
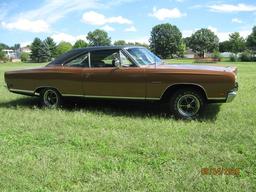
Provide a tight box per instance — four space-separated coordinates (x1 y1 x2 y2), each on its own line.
0 61 255 191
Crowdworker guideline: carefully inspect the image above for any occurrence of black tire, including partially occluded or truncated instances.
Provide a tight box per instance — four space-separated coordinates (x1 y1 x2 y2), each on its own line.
40 88 62 108
169 89 205 119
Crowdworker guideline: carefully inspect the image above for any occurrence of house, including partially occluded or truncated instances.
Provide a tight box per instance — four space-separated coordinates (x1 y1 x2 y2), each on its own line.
2 49 16 59
184 49 195 58
20 46 31 53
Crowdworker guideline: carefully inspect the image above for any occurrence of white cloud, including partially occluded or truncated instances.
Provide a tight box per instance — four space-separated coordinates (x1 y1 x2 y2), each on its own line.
0 0 101 33
182 27 251 42
101 25 115 32
208 3 256 13
182 30 194 37
82 11 132 26
150 7 186 20
207 26 218 34
20 0 102 23
20 41 32 47
1 19 49 33
232 18 243 24
51 33 87 44
123 36 150 44
124 26 137 32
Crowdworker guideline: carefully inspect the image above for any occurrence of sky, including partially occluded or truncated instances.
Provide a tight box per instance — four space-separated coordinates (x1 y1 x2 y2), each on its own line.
0 0 255 47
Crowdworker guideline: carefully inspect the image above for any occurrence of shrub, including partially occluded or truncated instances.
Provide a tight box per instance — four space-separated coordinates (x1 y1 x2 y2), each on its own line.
20 52 30 62
239 50 252 62
211 50 221 61
230 54 238 62
0 50 8 62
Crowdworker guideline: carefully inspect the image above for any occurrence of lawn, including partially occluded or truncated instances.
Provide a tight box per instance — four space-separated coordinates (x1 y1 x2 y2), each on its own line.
0 61 255 191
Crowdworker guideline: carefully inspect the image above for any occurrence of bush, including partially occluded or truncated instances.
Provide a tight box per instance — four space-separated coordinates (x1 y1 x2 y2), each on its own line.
211 50 221 61
20 52 30 62
0 50 8 62
230 54 238 62
239 50 256 62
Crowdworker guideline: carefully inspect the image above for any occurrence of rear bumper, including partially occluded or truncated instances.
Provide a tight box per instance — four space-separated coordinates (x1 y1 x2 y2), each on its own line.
226 91 237 103
226 82 238 103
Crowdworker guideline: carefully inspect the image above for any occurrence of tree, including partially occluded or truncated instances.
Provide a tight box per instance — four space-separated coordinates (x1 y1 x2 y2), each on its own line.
150 23 182 59
247 26 256 53
87 29 111 46
39 42 51 62
189 28 219 58
20 52 30 62
219 41 232 52
114 40 126 46
31 37 53 63
31 38 43 63
183 37 191 48
56 41 72 56
73 39 88 48
0 49 5 61
177 41 186 58
228 32 246 54
44 37 57 59
0 43 9 50
11 44 20 50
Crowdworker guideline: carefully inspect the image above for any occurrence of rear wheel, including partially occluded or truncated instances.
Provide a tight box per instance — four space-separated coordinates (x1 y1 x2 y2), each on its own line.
169 89 205 119
41 88 61 108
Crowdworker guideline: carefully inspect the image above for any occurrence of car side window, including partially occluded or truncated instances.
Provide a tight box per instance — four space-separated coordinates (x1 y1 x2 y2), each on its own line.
64 53 89 68
90 50 119 68
120 51 136 67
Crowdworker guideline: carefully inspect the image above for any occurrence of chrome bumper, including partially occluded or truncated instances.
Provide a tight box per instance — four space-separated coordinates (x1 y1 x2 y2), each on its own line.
226 82 238 103
226 91 237 103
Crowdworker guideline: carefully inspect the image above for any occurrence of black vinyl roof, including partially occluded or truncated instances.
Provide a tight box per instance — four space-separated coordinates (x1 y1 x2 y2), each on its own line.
48 45 139 66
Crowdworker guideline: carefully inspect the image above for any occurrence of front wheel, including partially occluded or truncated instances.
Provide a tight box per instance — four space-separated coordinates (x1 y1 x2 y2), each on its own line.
169 89 205 119
41 88 62 108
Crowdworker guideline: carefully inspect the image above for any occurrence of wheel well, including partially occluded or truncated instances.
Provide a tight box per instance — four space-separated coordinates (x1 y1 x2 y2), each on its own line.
34 87 61 96
160 84 208 102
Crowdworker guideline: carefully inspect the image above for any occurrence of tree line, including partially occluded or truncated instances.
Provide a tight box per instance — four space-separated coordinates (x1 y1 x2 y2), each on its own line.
1 24 256 63
21 29 149 63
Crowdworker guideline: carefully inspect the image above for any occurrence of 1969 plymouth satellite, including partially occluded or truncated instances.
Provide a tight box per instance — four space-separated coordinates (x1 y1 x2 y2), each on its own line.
4 46 238 119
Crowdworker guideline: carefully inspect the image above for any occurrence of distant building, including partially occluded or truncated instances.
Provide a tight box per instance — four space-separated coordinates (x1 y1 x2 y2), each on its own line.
184 49 195 58
20 47 31 53
2 49 16 59
220 52 232 58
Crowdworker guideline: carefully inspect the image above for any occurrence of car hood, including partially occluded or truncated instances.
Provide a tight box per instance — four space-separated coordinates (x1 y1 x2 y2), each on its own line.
152 64 237 74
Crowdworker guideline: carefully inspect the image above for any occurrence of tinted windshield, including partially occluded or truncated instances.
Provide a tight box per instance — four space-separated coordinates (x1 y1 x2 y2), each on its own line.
126 47 162 65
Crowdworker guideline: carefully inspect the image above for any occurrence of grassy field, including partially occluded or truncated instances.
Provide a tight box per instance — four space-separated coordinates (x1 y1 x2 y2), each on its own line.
0 61 255 191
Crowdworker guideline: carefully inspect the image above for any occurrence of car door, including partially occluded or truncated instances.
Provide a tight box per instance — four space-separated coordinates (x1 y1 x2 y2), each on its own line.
83 49 146 99
57 52 89 96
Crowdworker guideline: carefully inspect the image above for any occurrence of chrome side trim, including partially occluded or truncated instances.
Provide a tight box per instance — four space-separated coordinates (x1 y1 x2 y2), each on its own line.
208 97 226 100
62 94 83 97
9 88 34 94
62 94 160 100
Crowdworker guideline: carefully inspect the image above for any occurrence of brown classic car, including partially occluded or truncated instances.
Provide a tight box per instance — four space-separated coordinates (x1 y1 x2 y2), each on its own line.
4 46 238 119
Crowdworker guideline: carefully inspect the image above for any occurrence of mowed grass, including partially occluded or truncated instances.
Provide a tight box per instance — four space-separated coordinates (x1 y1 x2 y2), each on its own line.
0 61 255 191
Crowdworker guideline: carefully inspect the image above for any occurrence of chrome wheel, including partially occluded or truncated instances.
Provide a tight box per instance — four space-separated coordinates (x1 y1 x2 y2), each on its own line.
43 89 59 107
177 94 200 118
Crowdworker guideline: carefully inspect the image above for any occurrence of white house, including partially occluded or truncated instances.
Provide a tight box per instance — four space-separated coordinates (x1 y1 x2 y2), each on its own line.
2 49 16 59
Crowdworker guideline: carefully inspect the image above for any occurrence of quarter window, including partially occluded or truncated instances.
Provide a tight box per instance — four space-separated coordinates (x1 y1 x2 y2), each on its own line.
65 53 89 67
